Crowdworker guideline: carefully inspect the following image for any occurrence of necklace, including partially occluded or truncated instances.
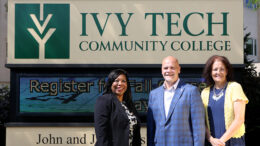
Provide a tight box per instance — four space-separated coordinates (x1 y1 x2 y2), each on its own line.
212 86 224 101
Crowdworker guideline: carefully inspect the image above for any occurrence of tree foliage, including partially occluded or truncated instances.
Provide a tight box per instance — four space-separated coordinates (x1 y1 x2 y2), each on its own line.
242 32 260 145
246 0 260 9
0 86 9 124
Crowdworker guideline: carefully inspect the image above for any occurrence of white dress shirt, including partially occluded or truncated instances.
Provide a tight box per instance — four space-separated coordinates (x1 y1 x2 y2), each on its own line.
163 79 180 117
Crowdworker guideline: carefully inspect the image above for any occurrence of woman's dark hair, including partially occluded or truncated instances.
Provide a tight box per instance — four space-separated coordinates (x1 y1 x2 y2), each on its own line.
202 55 234 87
103 69 135 112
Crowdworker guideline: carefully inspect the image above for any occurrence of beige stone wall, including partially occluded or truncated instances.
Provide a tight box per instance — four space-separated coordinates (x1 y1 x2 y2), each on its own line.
0 0 10 83
6 126 147 146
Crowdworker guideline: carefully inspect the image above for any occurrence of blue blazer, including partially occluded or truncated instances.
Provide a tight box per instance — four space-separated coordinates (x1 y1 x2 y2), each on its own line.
147 79 205 146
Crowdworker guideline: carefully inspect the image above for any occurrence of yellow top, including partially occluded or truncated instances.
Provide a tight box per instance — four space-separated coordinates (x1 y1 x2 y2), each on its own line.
201 82 249 138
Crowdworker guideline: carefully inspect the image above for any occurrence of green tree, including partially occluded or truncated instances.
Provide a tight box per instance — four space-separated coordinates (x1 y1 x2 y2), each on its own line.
0 86 9 124
247 0 260 9
0 86 9 146
242 32 260 145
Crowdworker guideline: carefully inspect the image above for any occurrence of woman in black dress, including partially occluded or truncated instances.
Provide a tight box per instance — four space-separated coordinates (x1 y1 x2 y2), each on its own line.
94 69 141 146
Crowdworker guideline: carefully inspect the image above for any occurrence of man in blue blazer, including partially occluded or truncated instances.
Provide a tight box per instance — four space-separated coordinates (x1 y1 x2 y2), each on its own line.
147 56 205 146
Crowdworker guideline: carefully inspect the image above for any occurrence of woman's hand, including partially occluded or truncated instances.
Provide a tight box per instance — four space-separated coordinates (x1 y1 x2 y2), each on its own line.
209 136 225 146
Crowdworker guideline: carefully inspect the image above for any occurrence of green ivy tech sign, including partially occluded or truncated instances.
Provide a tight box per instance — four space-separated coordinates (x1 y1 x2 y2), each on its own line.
7 0 243 65
15 4 69 59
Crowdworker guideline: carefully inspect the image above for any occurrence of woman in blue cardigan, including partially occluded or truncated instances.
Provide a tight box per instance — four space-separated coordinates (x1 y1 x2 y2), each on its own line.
94 69 141 146
201 55 248 146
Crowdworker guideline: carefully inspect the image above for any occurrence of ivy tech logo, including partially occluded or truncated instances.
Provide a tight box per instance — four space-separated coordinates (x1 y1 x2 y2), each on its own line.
15 4 70 59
